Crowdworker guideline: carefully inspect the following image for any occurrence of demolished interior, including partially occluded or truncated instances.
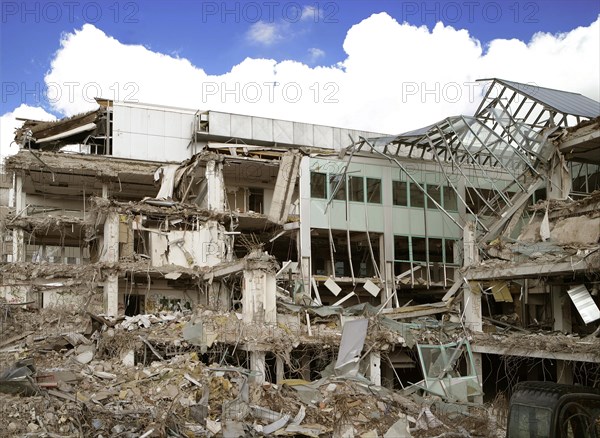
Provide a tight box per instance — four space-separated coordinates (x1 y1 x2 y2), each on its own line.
1 78 599 436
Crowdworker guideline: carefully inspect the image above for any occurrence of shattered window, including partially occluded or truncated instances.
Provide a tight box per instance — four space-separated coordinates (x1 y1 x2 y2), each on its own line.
394 261 412 276
572 163 600 193
349 176 364 202
534 188 546 203
45 246 61 263
445 239 457 264
429 238 443 262
334 260 346 277
394 236 411 276
412 237 427 262
528 188 547 206
311 236 329 275
392 181 408 206
426 185 441 209
311 172 326 198
64 246 82 264
394 236 410 261
419 347 445 377
409 183 425 208
329 174 346 200
465 187 491 214
27 244 41 263
248 188 264 213
443 186 458 211
366 178 381 203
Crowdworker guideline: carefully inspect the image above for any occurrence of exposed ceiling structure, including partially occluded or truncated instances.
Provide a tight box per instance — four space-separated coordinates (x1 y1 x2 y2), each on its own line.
348 78 600 236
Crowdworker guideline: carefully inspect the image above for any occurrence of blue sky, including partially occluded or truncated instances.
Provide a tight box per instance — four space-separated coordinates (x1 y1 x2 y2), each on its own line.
2 0 599 114
0 0 599 157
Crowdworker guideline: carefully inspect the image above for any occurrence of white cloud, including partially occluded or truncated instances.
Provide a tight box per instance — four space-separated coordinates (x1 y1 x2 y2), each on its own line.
301 5 320 21
2 12 599 159
0 104 56 159
246 21 283 45
308 47 326 63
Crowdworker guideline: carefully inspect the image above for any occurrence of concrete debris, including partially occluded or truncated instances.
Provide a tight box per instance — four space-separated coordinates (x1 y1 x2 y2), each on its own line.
0 304 501 437
383 413 411 437
3 82 600 437
415 406 445 430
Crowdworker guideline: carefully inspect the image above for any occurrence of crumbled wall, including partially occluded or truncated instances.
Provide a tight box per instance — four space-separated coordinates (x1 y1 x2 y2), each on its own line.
517 215 600 245
0 285 29 303
551 216 600 245
43 289 102 313
118 279 198 314
149 220 225 268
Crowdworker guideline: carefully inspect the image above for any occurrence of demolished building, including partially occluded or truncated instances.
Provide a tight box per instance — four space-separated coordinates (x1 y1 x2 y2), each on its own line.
0 78 599 436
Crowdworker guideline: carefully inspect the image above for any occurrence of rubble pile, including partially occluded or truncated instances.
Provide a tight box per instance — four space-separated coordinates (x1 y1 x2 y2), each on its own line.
0 302 501 437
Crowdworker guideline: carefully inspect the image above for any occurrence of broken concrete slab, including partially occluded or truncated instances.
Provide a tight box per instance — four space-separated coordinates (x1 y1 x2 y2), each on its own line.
383 414 411 437
75 350 94 364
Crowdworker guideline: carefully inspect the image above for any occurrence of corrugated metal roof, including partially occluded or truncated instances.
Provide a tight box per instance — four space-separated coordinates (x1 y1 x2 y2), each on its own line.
495 78 600 118
396 120 440 137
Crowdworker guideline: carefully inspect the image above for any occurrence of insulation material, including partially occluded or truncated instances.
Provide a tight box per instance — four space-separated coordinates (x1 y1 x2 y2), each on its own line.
490 281 513 303
567 285 600 324
539 209 551 241
154 164 180 200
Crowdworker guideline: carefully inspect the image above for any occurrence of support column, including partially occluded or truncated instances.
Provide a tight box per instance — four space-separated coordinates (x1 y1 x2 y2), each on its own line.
472 352 484 404
464 221 483 404
102 212 119 262
463 222 482 332
557 360 573 385
369 352 381 386
547 153 571 200
208 280 230 312
380 233 394 308
300 354 311 381
12 230 24 262
12 175 25 262
268 151 300 224
250 351 266 384
552 286 572 333
104 273 119 317
206 159 225 213
382 361 395 389
242 268 276 324
102 212 119 316
381 166 395 308
298 157 312 297
275 356 285 384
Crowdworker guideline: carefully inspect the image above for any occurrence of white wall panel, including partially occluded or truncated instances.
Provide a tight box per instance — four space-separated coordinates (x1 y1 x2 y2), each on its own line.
113 103 194 162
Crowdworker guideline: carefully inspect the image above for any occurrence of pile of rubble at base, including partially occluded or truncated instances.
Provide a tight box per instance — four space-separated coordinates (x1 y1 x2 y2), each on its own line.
0 304 501 437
